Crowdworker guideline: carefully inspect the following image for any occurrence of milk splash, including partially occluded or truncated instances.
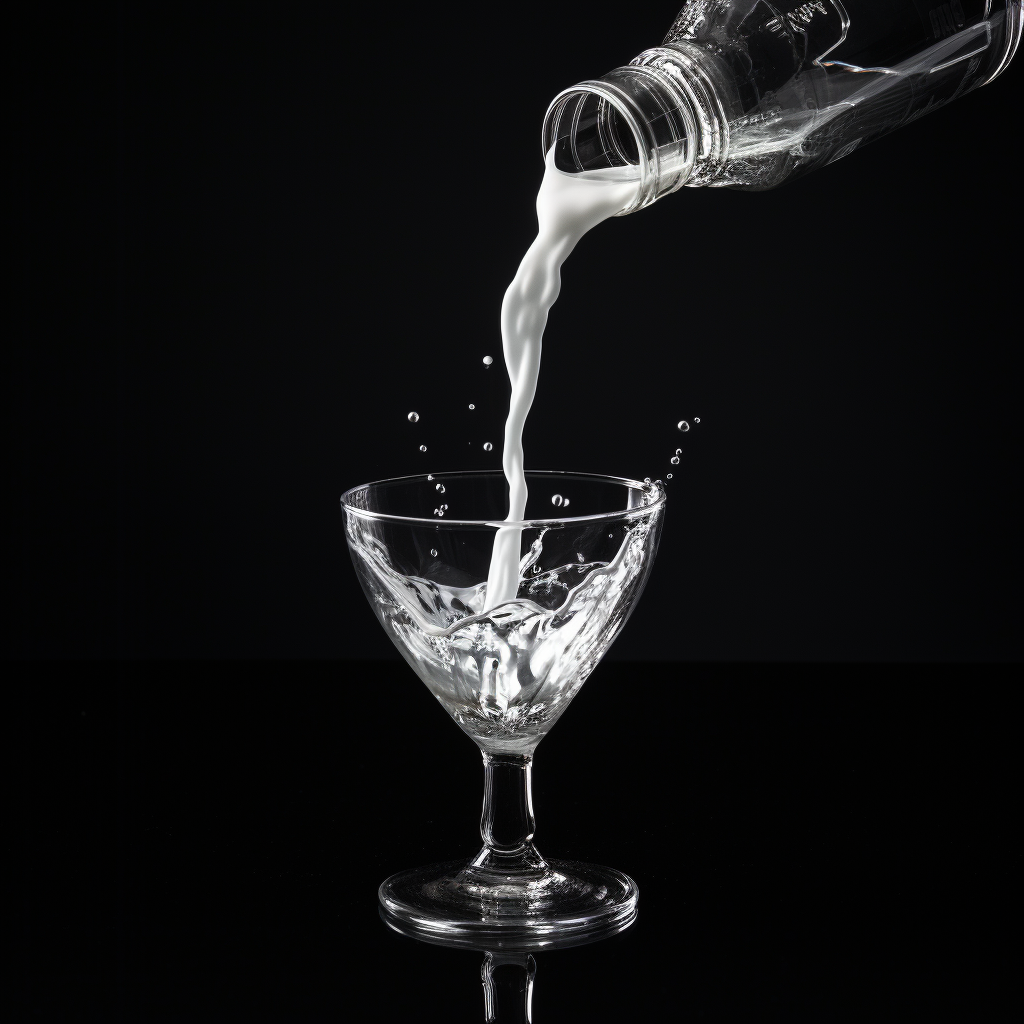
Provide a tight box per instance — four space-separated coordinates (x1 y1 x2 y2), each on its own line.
345 508 660 753
484 149 640 610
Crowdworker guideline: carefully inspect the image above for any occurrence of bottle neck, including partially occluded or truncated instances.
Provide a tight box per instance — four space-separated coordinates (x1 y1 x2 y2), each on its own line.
541 43 726 213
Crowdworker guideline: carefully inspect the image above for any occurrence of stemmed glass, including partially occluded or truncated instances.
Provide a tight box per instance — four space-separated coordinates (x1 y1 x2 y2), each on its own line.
342 470 665 941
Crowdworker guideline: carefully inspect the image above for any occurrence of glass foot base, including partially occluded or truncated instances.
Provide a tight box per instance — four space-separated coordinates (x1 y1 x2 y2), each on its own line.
378 846 639 945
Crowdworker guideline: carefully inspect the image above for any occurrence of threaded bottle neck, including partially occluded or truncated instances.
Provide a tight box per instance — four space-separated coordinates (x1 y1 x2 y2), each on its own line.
541 44 726 213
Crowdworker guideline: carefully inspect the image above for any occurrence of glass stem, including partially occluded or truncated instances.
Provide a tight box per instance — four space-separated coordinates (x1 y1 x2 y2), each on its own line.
480 752 536 854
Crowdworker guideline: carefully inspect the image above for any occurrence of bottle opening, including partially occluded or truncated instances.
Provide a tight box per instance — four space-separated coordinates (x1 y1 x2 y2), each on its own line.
543 89 641 174
541 69 697 211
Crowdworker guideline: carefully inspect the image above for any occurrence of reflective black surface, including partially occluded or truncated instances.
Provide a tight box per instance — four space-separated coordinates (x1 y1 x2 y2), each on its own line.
16 661 1017 1021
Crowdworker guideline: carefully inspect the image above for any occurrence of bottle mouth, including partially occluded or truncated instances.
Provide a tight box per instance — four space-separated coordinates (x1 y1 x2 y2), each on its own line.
541 70 697 213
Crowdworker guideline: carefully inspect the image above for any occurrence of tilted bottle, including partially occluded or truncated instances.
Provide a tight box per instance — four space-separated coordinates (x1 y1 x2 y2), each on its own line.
542 0 1021 210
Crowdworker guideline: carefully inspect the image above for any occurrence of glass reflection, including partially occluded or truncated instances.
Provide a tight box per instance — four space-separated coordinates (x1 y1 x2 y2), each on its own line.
380 906 636 1023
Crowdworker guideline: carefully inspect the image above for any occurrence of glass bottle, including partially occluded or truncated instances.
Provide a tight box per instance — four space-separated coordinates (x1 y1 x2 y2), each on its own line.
542 0 1022 208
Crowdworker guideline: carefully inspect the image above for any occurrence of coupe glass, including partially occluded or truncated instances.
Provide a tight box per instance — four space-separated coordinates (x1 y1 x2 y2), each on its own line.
342 470 665 941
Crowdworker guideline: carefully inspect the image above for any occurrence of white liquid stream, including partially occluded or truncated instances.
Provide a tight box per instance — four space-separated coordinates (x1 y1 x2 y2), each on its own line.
484 150 640 610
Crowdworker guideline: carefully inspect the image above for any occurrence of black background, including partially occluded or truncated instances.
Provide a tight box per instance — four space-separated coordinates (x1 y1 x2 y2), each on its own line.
13 2 1023 661
12 3 1021 1022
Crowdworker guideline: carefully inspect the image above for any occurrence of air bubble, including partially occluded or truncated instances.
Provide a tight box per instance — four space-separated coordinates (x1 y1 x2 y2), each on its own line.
677 420 690 432
407 411 419 423
435 483 445 493
419 445 427 452
483 442 493 451
492 659 499 669
468 404 475 410
482 356 493 367
430 548 437 557
551 494 564 507
670 456 680 465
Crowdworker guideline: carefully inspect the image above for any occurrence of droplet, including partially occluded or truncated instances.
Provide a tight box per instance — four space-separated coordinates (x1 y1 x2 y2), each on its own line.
677 420 690 432
532 564 541 574
468 403 475 410
482 356 493 367
670 456 680 465
407 411 420 423
577 553 584 562
562 498 569 507
666 473 673 480
435 483 445 493
676 449 682 455
442 504 448 510
426 474 434 481
430 548 438 557
419 445 427 452
483 442 493 451
608 533 614 540
694 417 700 424
551 494 564 507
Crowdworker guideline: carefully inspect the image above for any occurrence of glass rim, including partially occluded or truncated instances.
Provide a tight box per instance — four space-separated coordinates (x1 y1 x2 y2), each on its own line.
340 469 666 529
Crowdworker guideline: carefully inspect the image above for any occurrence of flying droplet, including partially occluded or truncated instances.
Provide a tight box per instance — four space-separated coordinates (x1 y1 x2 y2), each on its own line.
677 420 690 432
666 473 673 479
577 553 584 563
407 411 419 423
430 548 438 557
608 533 614 540
551 494 564 507
435 483 445 493
562 498 569 507
483 442 493 451
468 403 475 410
482 356 493 367
676 449 682 455
670 456 680 465
426 474 434 481
419 445 427 452
694 417 700 424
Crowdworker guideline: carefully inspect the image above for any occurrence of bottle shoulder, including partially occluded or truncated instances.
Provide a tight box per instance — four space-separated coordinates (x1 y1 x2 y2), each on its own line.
656 0 1022 190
